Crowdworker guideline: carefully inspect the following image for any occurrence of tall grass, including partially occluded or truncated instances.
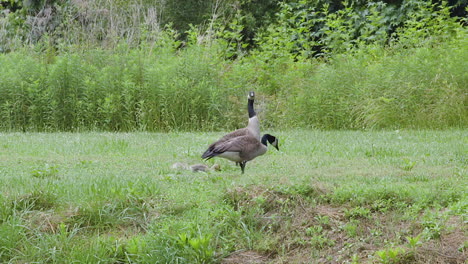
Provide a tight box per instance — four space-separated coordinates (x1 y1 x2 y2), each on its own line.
0 34 465 131
282 38 468 129
0 44 231 131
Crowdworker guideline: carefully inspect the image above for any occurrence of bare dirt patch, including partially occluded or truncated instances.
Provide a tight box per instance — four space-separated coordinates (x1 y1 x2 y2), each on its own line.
25 210 64 233
222 250 270 264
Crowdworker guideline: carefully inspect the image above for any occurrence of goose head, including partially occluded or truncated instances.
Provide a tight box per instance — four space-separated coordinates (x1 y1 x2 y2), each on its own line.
261 134 279 151
248 91 255 101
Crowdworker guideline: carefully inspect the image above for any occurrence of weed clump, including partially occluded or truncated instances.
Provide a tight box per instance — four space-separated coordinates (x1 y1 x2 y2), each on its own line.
12 190 57 211
65 196 157 232
224 184 327 213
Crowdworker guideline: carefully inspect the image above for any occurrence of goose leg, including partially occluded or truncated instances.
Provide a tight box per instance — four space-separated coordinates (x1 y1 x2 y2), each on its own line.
239 161 247 174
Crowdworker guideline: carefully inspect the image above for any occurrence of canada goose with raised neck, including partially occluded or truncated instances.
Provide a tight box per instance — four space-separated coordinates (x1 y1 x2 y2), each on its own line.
202 133 279 174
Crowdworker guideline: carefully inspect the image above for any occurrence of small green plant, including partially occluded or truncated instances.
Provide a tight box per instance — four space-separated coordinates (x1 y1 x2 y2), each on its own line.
176 232 215 263
376 247 406 264
314 215 331 227
370 228 383 237
459 241 467 253
420 209 449 240
421 220 442 240
342 220 359 238
350 253 359 264
31 164 59 179
371 199 392 213
305 225 334 249
400 158 416 171
406 234 422 249
449 199 468 219
124 235 148 262
344 206 371 219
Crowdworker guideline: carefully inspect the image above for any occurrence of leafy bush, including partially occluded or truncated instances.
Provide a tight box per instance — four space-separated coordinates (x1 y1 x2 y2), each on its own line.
254 0 464 59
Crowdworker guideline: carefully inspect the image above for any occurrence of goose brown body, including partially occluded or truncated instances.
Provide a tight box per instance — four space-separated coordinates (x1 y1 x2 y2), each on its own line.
202 133 278 173
205 135 267 163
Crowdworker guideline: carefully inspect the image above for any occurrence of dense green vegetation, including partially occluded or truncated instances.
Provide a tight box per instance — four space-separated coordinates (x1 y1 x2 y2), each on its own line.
0 38 466 131
0 0 467 131
0 131 466 263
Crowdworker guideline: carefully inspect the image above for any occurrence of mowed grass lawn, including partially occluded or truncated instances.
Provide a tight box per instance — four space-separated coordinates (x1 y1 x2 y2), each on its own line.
0 130 466 263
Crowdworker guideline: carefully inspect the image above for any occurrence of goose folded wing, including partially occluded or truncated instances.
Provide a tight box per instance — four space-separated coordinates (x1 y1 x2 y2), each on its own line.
205 128 247 150
213 136 260 154
218 128 249 142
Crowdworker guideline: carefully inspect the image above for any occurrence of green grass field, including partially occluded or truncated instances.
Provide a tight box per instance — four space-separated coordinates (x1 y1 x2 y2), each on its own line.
0 130 466 263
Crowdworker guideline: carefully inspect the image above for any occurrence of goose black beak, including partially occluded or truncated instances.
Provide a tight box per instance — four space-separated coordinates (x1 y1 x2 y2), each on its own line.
273 139 279 151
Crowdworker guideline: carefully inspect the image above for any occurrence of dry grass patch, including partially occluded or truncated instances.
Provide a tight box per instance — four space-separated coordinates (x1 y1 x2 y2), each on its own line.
417 216 467 264
24 210 65 233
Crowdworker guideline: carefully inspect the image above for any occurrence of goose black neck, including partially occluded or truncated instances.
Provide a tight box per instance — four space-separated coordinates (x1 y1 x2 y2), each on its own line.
248 99 256 118
262 133 276 146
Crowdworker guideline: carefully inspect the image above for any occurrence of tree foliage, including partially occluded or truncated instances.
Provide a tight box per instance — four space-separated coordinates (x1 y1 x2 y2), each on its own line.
253 0 465 59
1 0 466 53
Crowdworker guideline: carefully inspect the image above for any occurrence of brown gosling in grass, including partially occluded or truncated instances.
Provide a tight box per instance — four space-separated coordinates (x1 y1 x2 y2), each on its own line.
171 162 221 172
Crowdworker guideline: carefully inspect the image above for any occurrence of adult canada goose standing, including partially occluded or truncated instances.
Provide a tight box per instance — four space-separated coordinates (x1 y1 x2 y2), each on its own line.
204 91 260 158
202 133 279 174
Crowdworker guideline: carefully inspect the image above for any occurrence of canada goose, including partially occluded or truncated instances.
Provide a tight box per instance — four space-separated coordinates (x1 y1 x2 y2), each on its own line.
202 133 279 174
204 91 260 159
